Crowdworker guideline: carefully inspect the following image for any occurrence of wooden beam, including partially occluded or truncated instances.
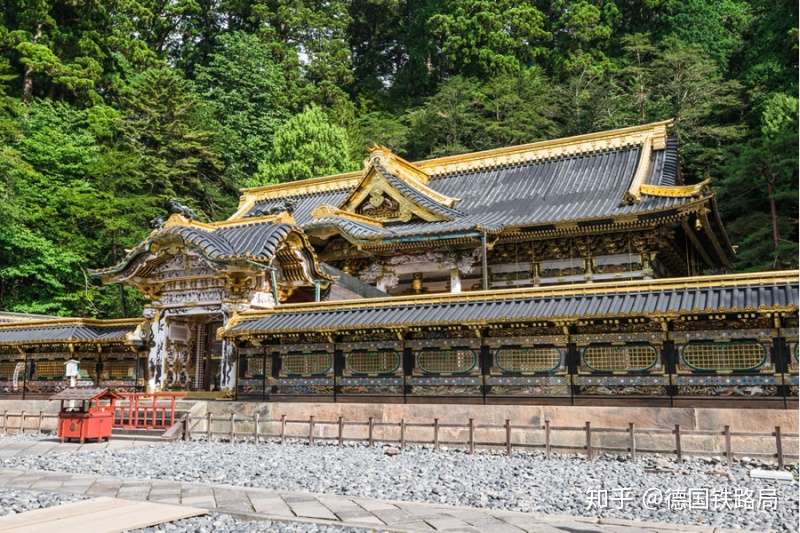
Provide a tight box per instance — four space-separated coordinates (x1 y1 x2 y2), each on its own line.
700 213 733 269
681 220 715 268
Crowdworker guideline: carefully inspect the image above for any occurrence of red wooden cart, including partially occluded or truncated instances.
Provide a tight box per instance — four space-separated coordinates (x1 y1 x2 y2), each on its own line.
50 388 121 443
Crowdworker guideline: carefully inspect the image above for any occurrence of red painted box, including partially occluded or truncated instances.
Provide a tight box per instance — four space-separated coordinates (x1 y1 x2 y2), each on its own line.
50 388 120 443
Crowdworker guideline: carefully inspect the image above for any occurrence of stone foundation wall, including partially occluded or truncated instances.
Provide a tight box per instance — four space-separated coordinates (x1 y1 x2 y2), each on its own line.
190 401 798 462
201 401 798 431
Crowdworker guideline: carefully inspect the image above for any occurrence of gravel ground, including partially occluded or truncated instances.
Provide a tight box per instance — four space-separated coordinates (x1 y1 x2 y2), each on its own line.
0 488 82 517
139 515 368 532
1 435 797 531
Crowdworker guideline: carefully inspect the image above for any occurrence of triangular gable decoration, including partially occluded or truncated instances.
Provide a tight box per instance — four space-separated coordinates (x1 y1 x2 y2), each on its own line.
338 146 461 223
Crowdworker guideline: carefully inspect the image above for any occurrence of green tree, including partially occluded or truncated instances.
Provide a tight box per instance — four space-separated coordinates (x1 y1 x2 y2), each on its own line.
429 0 549 77
250 105 356 185
720 93 799 270
119 66 230 217
661 0 751 67
407 69 560 158
195 31 293 186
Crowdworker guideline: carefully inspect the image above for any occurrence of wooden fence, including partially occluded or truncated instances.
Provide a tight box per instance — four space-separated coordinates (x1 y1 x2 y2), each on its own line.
0 410 796 467
185 413 799 468
0 410 59 435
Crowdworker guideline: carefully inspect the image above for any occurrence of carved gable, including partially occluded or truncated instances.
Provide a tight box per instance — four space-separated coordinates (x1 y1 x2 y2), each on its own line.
356 189 408 221
337 146 461 224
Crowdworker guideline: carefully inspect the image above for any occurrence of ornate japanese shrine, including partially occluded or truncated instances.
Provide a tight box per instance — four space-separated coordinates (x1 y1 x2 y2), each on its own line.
1 120 797 406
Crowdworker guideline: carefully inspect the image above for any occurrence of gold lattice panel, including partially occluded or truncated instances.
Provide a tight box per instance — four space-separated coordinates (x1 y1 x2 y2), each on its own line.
681 342 766 371
583 345 657 372
244 357 266 378
106 360 136 379
347 351 400 374
0 361 20 379
34 360 64 378
496 348 561 373
417 350 476 374
282 353 332 376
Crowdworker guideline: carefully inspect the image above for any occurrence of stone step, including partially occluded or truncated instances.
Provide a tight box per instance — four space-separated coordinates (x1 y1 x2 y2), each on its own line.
111 428 166 442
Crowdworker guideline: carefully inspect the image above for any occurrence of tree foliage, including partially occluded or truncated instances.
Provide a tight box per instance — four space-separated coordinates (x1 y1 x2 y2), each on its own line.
250 105 356 185
0 0 796 316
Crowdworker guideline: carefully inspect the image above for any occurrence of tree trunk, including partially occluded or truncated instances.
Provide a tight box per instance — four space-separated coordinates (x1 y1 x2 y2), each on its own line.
767 179 780 251
22 24 43 103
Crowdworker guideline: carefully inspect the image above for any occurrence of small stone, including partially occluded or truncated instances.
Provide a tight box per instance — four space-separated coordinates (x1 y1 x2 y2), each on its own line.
750 469 794 481
383 446 400 457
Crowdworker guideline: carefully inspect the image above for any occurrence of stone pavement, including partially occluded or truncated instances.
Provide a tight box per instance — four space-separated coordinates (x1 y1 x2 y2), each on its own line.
0 467 746 533
0 437 153 459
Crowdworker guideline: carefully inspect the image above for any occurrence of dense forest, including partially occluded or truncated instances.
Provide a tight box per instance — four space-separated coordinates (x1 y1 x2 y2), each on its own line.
0 0 797 318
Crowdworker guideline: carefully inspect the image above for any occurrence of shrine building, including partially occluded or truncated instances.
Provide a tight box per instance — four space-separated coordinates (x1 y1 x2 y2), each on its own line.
1 120 797 407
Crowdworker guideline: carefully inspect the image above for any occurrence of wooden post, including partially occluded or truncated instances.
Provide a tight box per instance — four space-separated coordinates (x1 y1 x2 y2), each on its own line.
545 420 551 460
206 413 212 441
2 410 7 434
37 411 43 434
20 411 25 434
337 416 343 447
674 424 682 462
505 419 512 456
468 418 475 454
629 422 636 461
229 413 235 442
186 415 192 440
368 417 374 447
309 415 315 445
433 418 439 450
585 421 592 461
400 419 405 449
280 414 286 444
724 425 732 465
775 426 784 469
254 413 259 443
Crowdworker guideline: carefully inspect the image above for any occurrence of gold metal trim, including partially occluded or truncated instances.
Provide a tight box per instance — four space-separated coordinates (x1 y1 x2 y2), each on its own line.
623 135 653 203
0 318 143 331
164 212 295 231
640 179 711 198
311 205 385 227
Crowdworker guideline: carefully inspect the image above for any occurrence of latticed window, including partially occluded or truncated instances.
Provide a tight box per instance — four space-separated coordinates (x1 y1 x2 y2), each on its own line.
106 360 136 379
0 361 20 378
33 360 64 378
282 353 332 376
417 349 476 374
243 357 266 378
347 351 400 374
583 344 657 372
496 347 561 373
681 342 766 372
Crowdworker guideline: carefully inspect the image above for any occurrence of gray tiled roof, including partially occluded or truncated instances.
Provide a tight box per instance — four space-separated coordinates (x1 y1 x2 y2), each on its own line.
248 141 689 240
227 275 798 335
376 163 463 220
91 220 324 279
50 388 119 401
0 323 135 346
164 221 296 262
